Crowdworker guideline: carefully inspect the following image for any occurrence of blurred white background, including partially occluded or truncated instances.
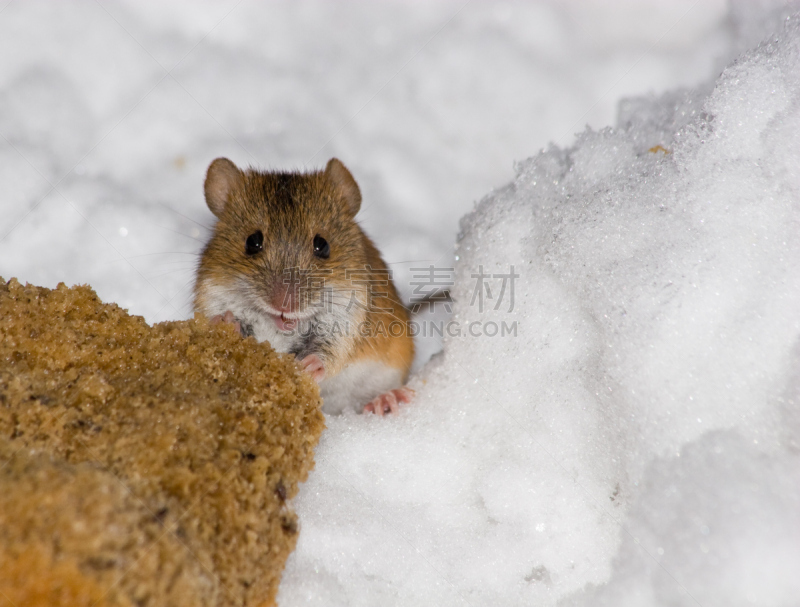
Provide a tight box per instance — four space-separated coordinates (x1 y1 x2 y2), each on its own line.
0 0 728 323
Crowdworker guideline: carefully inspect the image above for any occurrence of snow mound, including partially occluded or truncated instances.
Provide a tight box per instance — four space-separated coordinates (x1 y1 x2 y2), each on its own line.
280 8 800 606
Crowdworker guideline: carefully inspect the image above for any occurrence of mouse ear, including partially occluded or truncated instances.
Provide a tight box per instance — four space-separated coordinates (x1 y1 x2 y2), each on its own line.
204 158 242 217
325 158 361 216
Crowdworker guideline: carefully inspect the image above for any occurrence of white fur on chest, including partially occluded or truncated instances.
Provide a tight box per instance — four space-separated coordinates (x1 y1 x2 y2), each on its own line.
199 281 402 413
199 283 303 353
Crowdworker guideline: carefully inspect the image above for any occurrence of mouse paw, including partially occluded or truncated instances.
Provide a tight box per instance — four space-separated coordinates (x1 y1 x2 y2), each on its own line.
210 310 243 336
300 354 325 383
362 387 415 416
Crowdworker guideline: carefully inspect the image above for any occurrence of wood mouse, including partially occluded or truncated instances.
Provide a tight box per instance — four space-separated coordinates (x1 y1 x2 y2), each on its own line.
194 157 414 415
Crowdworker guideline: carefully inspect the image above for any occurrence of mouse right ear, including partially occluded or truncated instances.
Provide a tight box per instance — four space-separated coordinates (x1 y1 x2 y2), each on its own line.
325 158 362 217
204 158 242 217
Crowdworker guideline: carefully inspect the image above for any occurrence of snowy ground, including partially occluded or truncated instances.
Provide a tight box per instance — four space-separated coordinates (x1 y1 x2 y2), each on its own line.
3 1 799 606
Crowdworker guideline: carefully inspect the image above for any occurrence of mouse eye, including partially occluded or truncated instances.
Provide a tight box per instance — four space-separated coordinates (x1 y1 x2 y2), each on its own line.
245 230 263 255
313 234 330 259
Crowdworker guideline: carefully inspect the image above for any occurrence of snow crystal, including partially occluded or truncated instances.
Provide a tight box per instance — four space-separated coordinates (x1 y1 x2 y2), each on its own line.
567 431 800 607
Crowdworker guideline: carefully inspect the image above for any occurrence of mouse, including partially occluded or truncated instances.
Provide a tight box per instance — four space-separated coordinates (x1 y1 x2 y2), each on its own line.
194 157 415 416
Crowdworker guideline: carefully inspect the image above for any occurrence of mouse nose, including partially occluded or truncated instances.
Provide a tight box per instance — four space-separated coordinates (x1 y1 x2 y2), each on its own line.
271 281 297 313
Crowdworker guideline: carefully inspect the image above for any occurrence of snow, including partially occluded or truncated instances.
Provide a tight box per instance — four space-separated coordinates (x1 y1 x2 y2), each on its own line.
2 1 799 606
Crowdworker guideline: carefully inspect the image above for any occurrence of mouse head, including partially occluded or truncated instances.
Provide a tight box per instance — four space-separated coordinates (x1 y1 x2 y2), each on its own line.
196 157 369 320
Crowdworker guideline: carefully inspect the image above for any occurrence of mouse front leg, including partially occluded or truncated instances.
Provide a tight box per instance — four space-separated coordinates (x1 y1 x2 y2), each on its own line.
210 310 242 335
299 353 326 382
209 310 254 338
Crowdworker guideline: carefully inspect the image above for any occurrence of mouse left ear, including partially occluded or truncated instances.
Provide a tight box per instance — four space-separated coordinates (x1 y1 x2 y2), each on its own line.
325 158 361 216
